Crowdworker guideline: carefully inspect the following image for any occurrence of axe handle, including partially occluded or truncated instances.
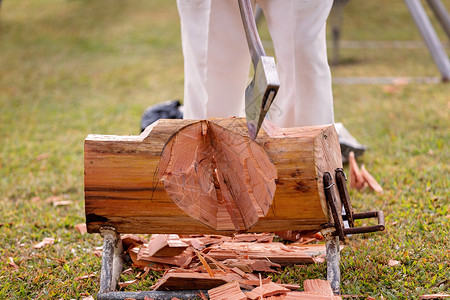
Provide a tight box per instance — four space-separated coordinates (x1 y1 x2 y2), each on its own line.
238 0 266 67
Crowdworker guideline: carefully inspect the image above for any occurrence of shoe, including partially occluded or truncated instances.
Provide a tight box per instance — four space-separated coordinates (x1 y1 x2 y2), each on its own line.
140 100 183 132
335 123 367 163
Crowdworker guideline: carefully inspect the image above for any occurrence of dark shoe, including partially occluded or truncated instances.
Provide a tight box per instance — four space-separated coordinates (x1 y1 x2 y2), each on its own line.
140 100 183 132
335 123 367 163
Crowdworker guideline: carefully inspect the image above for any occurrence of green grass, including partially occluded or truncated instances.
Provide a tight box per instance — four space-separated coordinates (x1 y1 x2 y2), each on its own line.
0 0 449 299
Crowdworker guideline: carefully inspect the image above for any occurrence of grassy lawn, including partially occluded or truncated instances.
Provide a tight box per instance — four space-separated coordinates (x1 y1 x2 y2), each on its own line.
0 0 448 299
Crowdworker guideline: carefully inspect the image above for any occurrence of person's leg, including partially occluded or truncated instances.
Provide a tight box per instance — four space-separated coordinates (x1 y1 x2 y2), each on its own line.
258 0 334 127
177 0 251 119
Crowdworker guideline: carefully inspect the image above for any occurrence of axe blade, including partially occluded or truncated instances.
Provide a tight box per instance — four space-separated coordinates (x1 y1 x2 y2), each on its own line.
245 56 280 140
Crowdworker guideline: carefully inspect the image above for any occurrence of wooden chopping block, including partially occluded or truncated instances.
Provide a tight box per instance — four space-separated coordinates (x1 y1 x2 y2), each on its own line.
84 117 342 234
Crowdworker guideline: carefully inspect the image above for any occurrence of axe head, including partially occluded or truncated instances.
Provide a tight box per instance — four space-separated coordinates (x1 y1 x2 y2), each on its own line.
245 56 280 140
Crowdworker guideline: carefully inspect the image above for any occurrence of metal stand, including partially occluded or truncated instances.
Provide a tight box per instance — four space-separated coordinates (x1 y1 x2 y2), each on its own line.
404 0 450 82
322 169 385 294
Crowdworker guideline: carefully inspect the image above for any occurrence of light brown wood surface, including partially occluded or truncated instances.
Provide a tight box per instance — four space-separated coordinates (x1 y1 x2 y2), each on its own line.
158 120 277 231
84 118 342 234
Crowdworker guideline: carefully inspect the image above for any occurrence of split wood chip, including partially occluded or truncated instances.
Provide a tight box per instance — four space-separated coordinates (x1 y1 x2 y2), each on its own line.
341 295 366 299
230 267 246 278
33 237 55 249
118 279 139 288
31 196 41 203
348 151 383 193
263 295 287 300
181 238 206 250
208 281 247 300
303 279 333 296
419 294 450 299
8 257 19 270
241 278 272 286
75 274 96 281
196 291 209 300
75 223 87 235
360 164 383 194
245 281 291 299
52 200 73 207
284 292 341 299
387 259 400 267
137 245 193 267
122 234 147 252
278 283 301 291
181 235 230 250
152 272 241 291
233 233 274 243
208 242 315 265
290 243 344 257
349 151 366 191
129 247 152 268
148 234 189 257
221 258 281 273
35 153 50 161
194 249 215 277
313 254 326 264
93 249 102 258
275 230 302 242
46 195 62 203
122 268 134 275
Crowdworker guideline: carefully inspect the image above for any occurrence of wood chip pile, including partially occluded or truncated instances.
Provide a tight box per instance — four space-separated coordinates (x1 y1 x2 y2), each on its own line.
117 232 344 299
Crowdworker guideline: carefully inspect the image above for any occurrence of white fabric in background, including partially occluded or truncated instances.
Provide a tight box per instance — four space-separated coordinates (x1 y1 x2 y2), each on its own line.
177 0 334 128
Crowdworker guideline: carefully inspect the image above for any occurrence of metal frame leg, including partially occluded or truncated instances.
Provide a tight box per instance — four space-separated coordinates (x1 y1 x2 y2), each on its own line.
427 0 450 39
404 0 450 81
99 226 123 294
330 0 350 65
325 235 341 295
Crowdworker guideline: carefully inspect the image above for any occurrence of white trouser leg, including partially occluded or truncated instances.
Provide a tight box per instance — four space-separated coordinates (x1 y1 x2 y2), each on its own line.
177 0 334 127
259 0 334 127
177 0 250 119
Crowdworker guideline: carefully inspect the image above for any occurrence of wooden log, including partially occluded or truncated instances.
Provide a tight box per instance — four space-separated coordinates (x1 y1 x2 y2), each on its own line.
84 118 342 234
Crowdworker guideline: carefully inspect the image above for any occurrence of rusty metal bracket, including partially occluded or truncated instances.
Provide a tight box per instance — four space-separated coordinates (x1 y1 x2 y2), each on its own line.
335 168 354 228
324 170 385 241
324 172 345 241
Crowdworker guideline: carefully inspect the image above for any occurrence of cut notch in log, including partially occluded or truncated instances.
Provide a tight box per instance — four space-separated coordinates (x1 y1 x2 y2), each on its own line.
158 120 277 232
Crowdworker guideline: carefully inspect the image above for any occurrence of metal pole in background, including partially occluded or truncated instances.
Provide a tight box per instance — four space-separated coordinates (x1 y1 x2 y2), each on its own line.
404 0 450 81
426 0 450 39
329 0 350 65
